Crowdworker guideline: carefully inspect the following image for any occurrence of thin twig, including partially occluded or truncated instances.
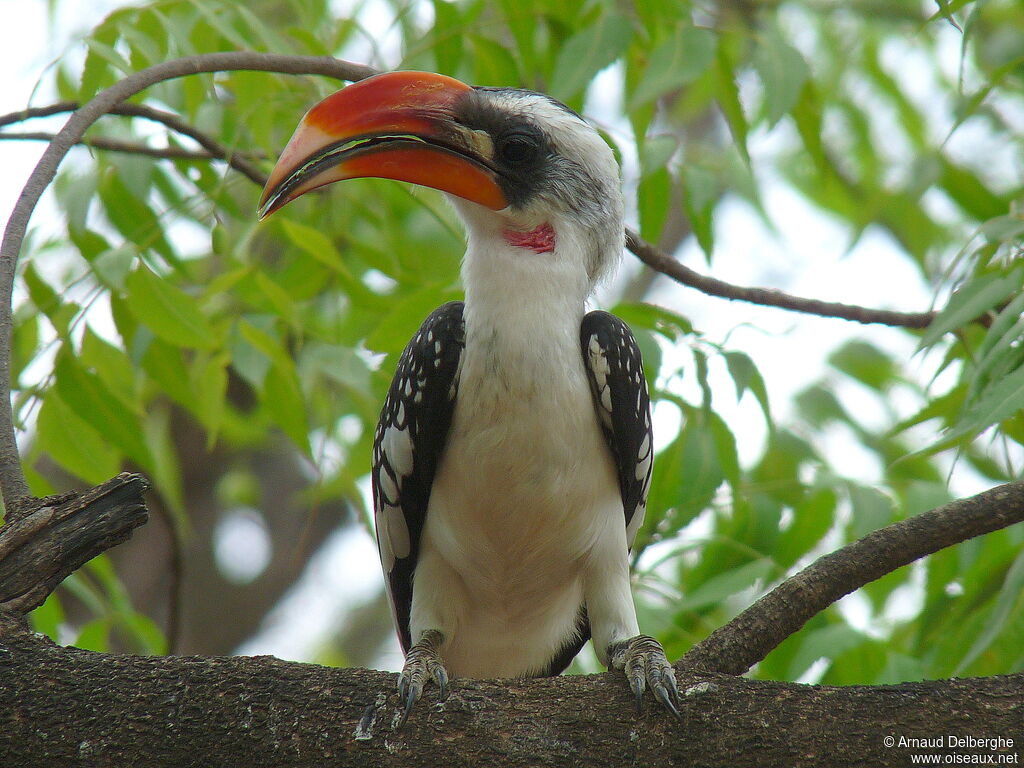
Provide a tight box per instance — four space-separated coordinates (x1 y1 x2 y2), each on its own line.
626 229 937 329
0 52 377 512
0 131 259 162
679 481 1024 675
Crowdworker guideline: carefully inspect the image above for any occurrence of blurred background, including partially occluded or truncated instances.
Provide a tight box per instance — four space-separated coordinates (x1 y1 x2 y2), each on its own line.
1 0 1021 685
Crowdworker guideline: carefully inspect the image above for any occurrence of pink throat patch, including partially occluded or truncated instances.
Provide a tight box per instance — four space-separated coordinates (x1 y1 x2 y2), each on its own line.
502 223 556 254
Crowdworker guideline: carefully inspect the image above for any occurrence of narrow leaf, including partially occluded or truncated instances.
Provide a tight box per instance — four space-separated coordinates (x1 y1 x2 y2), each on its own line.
629 27 715 108
919 269 1023 349
549 14 632 103
125 265 217 349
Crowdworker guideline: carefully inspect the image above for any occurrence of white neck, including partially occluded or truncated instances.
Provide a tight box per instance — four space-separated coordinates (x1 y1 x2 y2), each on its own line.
459 225 590 400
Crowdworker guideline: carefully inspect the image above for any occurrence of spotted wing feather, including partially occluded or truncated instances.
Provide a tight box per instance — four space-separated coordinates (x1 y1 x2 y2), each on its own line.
372 301 465 653
580 311 654 548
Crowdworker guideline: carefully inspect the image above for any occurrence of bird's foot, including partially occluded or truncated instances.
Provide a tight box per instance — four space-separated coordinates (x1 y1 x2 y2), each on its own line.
396 629 448 729
608 634 680 719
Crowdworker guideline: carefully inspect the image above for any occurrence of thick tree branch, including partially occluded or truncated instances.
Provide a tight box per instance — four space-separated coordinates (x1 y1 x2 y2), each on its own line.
0 472 149 613
681 481 1024 675
0 631 1020 768
0 53 376 514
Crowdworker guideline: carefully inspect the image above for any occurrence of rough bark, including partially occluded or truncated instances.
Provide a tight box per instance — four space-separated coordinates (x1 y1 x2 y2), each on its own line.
0 630 1021 768
0 473 149 612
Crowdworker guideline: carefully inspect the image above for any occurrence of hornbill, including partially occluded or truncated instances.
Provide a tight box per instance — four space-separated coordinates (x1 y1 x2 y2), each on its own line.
259 71 679 724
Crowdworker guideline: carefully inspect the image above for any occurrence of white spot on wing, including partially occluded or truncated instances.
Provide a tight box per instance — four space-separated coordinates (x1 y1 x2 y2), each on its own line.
638 433 650 458
634 450 652 481
382 424 414 479
377 511 395 572
383 503 410 559
379 467 399 505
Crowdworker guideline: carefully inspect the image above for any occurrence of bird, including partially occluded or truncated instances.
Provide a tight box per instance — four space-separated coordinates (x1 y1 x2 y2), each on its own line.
258 70 679 725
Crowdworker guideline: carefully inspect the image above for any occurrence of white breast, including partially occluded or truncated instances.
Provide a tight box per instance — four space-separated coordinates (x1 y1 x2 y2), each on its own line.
409 239 623 677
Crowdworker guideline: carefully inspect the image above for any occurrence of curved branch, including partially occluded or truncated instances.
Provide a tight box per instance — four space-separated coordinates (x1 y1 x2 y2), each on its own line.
625 229 936 329
680 481 1024 675
0 52 377 513
0 131 253 162
0 101 271 183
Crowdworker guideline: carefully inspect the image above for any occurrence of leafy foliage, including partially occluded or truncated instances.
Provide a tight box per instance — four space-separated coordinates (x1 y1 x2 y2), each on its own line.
5 0 1022 681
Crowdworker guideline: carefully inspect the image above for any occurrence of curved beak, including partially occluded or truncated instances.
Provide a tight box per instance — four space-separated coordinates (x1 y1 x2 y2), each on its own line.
258 71 508 219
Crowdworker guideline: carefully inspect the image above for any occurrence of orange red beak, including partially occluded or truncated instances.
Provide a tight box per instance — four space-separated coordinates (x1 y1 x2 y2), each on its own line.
258 71 509 218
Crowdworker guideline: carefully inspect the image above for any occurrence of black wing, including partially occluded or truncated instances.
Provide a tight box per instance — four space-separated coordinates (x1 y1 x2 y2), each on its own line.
580 310 654 547
371 301 465 653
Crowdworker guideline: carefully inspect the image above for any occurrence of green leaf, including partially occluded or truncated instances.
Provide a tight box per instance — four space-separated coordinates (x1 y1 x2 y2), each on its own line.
193 354 229 447
74 618 112 652
29 594 65 642
943 365 1024 448
681 162 718 259
787 622 866 681
239 321 311 454
97 169 176 263
430 0 465 74
37 391 121 484
549 14 632 103
919 269 1024 349
714 38 749 165
93 245 137 291
264 363 311 455
676 559 773 612
54 351 153 469
611 302 693 342
724 351 771 423
828 340 897 391
637 167 671 242
277 219 384 309
141 338 195 411
629 27 715 108
708 411 740 488
366 285 457 354
754 30 809 126
775 487 837 568
847 483 893 540
470 35 521 86
955 549 1024 674
23 263 72 337
125 265 218 349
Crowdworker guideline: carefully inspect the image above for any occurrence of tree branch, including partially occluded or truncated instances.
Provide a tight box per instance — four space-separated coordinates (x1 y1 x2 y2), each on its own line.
0 630 1020 767
0 472 150 613
625 229 937 328
0 131 256 162
681 481 1024 675
0 52 376 514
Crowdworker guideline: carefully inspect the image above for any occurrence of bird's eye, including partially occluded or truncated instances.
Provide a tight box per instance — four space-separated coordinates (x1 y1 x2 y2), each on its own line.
498 132 540 165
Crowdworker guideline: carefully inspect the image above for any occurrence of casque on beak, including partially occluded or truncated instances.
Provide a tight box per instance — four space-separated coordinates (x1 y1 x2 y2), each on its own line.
258 70 509 218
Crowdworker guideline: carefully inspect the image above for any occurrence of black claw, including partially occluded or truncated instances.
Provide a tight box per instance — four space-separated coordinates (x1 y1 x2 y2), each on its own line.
612 634 681 720
397 685 418 730
435 665 449 699
394 630 448 730
397 672 409 702
653 682 681 720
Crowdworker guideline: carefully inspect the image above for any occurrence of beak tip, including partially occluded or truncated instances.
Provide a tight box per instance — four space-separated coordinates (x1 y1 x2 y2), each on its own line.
257 191 280 221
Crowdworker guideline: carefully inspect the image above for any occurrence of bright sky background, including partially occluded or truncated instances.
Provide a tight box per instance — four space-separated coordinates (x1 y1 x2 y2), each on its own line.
0 1 991 670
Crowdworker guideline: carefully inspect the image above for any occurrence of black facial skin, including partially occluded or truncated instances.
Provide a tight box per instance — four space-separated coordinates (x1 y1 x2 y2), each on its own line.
457 88 585 208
